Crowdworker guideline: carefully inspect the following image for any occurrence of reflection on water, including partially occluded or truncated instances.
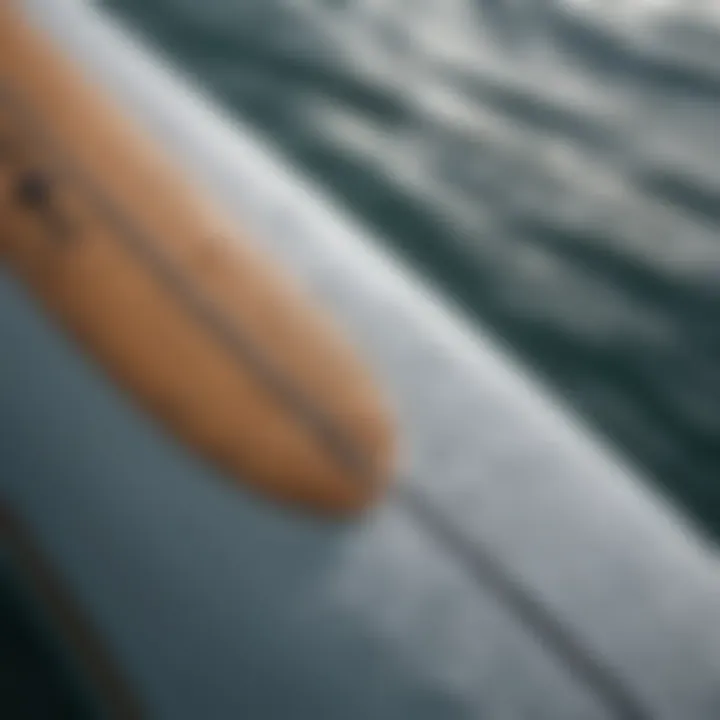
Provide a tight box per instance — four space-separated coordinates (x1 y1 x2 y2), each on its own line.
101 0 720 539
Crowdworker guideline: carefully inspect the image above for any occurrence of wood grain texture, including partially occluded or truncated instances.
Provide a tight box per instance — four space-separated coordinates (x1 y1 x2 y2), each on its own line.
0 3 395 515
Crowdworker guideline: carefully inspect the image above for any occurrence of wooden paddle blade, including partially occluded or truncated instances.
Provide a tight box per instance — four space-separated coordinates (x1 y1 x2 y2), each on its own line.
0 4 395 515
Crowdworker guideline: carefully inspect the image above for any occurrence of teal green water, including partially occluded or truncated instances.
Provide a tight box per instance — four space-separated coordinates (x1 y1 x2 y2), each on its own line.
101 0 720 540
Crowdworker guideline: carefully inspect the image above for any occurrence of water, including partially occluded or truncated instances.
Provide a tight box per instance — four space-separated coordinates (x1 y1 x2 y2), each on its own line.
99 0 720 541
